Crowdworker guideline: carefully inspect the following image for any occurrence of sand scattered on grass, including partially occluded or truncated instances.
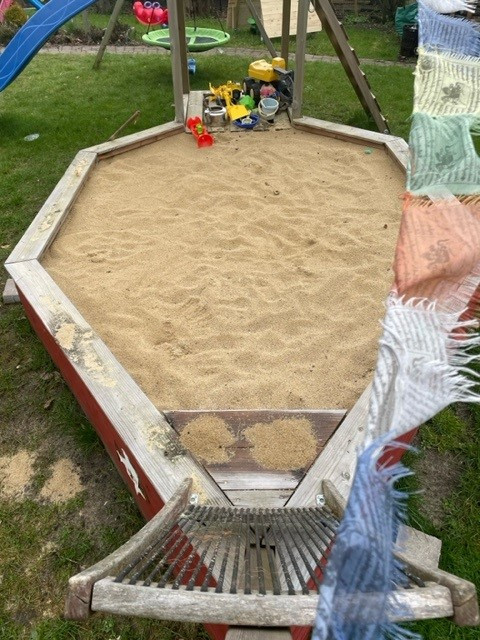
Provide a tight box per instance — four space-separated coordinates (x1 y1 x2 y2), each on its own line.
179 415 236 464
243 418 317 470
0 450 36 499
39 458 83 503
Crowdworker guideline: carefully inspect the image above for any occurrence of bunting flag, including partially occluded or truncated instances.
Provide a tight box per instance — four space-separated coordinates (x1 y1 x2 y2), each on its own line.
313 3 480 639
421 0 477 13
407 113 480 196
414 48 480 116
419 2 480 56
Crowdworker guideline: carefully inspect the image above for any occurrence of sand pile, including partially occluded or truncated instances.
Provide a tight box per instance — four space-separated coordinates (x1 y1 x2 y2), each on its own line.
43 128 403 410
244 417 318 470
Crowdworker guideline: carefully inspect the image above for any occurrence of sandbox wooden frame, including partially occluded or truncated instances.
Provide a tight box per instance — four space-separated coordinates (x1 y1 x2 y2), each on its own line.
6 109 480 638
5 117 409 517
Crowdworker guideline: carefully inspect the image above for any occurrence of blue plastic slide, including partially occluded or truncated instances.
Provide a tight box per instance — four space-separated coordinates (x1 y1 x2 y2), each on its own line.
0 0 99 91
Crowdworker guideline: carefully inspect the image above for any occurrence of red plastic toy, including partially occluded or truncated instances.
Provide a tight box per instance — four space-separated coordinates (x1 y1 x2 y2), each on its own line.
186 117 214 148
133 1 168 26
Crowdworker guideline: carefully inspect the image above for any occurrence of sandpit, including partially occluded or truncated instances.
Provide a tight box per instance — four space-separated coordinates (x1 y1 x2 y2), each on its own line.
42 128 404 410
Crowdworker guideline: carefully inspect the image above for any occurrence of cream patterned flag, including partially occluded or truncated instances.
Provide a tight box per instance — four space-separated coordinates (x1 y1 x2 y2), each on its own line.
414 47 480 116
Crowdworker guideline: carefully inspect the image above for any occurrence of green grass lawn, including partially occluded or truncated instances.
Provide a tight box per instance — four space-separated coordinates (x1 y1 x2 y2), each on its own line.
64 11 402 61
0 52 477 639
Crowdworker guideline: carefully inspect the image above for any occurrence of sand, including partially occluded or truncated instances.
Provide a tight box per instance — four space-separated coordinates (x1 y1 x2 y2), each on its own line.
179 415 236 464
39 458 83 503
244 418 318 470
0 450 36 499
43 128 404 410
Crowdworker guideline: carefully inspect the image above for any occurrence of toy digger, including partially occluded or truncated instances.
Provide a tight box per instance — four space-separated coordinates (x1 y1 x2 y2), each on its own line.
208 81 250 122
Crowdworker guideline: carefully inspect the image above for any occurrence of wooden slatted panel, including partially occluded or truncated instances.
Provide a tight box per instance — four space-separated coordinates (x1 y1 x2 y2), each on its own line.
227 0 321 38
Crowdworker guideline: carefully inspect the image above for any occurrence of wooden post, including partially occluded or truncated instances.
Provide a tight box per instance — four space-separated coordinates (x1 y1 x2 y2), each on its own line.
82 9 91 35
311 0 390 133
292 0 309 119
176 0 190 95
281 0 291 63
245 0 278 58
93 0 126 70
167 0 186 123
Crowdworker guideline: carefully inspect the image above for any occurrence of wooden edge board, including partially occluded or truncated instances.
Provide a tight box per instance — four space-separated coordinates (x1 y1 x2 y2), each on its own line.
5 259 228 510
84 121 184 158
323 479 444 572
225 489 293 508
164 409 346 417
396 553 479 626
91 579 453 625
385 138 409 173
65 479 192 620
212 472 300 491
292 116 397 148
5 150 97 265
287 383 372 506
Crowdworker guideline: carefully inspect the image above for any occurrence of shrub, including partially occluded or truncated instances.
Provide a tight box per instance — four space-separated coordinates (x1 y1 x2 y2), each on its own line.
4 3 28 27
0 21 18 45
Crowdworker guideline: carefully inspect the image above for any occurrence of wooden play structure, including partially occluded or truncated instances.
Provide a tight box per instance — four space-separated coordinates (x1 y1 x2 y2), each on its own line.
226 0 322 38
5 0 479 638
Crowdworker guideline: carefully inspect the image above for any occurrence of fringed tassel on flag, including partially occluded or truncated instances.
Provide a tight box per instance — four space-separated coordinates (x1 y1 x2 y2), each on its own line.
313 439 420 640
366 295 480 443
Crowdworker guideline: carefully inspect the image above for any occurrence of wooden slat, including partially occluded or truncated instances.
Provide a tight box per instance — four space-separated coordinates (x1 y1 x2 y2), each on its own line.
292 116 395 148
65 479 192 620
85 121 184 159
311 0 389 133
396 554 480 626
5 260 228 509
213 472 299 491
91 580 454 625
385 137 409 173
287 384 371 506
6 151 97 264
225 489 293 507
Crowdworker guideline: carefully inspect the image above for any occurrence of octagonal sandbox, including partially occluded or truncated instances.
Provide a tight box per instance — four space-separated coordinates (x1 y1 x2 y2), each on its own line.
5 117 409 520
